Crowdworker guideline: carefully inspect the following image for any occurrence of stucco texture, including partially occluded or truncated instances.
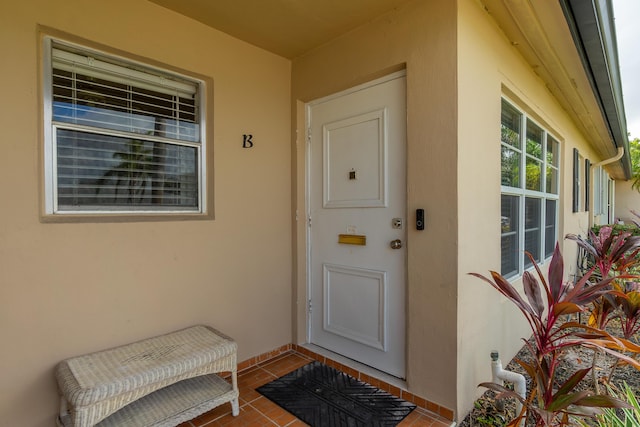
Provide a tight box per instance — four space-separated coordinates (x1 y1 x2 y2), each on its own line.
0 1 291 426
616 180 640 223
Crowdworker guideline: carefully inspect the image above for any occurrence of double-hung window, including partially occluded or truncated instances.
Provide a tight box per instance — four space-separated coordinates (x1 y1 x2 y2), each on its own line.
500 98 560 278
43 38 206 216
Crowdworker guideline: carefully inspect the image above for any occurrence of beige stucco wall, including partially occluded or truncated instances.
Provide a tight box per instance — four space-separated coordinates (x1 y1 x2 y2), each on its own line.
292 0 459 414
457 0 609 418
615 180 640 223
0 1 291 426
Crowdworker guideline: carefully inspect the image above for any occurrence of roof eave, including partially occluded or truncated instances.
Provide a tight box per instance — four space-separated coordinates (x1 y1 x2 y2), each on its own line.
560 0 632 179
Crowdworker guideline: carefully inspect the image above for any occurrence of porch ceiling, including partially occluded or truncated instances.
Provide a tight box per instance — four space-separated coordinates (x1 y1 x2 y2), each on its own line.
146 0 414 60
147 0 630 179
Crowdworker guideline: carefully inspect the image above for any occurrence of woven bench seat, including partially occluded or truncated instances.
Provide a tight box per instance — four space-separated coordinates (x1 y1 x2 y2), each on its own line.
55 325 239 427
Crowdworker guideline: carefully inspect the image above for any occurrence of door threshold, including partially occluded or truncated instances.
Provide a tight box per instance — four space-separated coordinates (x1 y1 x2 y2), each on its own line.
298 343 407 390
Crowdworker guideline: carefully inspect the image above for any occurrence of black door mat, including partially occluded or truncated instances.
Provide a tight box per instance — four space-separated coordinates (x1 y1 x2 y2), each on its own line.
256 361 416 427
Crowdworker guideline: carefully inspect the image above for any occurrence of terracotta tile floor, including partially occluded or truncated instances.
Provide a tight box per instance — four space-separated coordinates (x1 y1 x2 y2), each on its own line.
178 351 452 427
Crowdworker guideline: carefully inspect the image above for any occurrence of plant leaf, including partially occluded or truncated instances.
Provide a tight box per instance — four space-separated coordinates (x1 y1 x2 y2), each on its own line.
575 394 633 409
546 390 590 412
564 276 614 306
551 368 590 401
566 233 598 258
469 272 535 319
523 270 545 317
479 382 528 405
515 358 538 381
581 342 640 368
548 243 564 301
552 302 583 317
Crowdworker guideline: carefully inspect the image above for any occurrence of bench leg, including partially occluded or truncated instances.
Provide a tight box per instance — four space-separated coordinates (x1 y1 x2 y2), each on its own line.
231 369 239 416
231 398 239 416
56 397 69 427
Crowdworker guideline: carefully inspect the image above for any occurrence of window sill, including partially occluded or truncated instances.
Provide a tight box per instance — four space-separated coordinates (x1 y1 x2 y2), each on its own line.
40 211 213 223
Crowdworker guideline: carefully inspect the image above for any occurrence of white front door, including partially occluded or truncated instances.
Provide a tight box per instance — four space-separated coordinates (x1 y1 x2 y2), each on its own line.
307 73 407 378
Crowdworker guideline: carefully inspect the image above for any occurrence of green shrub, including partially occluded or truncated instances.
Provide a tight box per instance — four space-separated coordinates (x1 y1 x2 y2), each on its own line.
591 224 640 237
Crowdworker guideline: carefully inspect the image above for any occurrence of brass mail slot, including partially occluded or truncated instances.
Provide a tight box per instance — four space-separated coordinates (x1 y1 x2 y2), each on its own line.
338 234 366 246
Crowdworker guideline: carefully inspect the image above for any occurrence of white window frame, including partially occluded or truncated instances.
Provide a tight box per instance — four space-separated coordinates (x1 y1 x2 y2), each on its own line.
42 36 208 217
593 165 613 223
501 97 561 278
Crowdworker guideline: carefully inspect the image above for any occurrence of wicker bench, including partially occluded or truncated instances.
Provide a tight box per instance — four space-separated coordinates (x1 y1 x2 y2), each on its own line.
55 325 239 427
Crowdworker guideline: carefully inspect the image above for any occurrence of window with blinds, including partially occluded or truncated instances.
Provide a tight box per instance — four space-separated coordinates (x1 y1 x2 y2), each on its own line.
44 38 205 214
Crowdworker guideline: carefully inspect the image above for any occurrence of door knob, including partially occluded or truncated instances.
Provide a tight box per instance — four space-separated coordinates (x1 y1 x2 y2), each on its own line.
390 239 402 249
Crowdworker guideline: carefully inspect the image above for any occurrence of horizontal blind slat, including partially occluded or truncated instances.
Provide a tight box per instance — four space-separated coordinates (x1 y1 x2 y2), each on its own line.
52 80 196 121
52 47 197 98
52 46 199 144
56 128 198 208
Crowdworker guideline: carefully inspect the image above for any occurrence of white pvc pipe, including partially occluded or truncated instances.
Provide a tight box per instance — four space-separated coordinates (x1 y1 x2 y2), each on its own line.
491 351 526 426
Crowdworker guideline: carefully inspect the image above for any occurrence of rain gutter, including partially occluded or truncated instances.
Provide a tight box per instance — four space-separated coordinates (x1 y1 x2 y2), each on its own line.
559 0 631 179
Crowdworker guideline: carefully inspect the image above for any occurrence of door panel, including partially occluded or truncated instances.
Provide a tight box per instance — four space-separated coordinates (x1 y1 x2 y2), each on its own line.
324 263 387 351
323 109 387 208
308 73 406 378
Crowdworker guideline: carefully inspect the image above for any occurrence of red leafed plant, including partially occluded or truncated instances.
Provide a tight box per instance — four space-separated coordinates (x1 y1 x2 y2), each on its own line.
470 243 640 426
566 228 640 336
617 281 640 340
566 227 640 280
567 227 640 382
